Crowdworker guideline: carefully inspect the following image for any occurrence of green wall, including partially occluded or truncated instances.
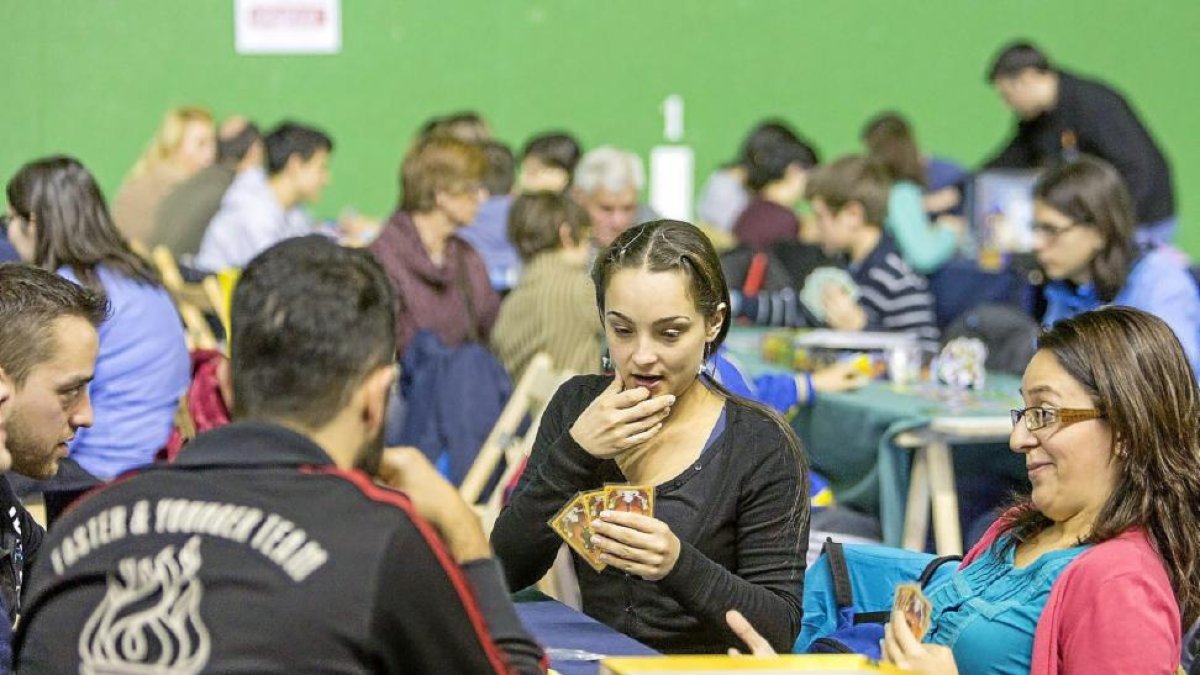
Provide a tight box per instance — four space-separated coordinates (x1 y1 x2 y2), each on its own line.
3 1 1198 255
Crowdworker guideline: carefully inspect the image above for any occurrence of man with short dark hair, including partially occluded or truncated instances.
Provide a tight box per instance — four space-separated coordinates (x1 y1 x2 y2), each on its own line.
152 116 264 258
0 264 106 625
15 238 545 674
518 132 582 193
984 40 1176 244
195 121 333 271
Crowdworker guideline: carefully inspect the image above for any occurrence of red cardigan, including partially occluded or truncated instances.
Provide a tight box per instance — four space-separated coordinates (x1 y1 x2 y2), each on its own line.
368 210 499 358
964 516 1181 675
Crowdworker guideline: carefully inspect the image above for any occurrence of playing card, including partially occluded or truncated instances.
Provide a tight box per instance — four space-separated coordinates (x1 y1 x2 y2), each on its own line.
548 494 606 572
893 583 932 641
799 266 858 323
582 490 607 521
603 484 655 518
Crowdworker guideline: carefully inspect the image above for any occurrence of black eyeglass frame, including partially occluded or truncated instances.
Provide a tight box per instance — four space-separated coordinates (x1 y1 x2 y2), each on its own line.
1030 220 1088 240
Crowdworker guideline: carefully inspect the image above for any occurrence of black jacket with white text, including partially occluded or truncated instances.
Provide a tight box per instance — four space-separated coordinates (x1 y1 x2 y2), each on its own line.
14 422 545 674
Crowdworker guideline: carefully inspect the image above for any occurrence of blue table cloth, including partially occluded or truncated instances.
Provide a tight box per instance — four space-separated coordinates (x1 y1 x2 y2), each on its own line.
516 600 657 675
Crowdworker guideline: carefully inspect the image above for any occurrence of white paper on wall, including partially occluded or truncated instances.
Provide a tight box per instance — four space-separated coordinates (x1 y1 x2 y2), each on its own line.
235 0 342 54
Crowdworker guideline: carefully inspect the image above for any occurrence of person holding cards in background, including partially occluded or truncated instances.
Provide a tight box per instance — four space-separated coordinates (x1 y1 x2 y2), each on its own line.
728 307 1199 674
493 220 809 655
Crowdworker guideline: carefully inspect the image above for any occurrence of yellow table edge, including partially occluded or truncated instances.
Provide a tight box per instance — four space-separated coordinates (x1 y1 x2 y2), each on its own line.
599 653 906 673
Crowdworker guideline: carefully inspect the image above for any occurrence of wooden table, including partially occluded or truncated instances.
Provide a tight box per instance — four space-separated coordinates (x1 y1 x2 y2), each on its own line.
723 327 1025 551
895 415 1014 555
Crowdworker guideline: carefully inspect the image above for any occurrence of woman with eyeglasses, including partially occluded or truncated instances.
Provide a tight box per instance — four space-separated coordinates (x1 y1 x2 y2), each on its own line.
367 135 498 360
1031 155 1200 378
886 305 1199 673
729 306 1198 674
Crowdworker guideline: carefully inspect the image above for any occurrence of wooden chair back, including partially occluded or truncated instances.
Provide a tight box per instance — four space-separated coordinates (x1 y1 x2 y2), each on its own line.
461 353 573 529
150 246 220 351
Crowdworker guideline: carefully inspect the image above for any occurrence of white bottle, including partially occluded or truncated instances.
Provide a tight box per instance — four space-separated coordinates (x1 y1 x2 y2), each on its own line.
649 94 695 222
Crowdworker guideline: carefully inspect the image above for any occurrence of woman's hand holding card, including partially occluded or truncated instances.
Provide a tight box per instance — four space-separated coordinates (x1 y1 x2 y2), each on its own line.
883 607 959 675
591 509 681 581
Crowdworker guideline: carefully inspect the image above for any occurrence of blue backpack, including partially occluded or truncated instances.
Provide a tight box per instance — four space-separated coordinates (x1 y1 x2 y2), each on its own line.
794 539 962 658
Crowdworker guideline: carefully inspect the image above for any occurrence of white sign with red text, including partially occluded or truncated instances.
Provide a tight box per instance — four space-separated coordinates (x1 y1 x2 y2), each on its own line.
235 0 341 54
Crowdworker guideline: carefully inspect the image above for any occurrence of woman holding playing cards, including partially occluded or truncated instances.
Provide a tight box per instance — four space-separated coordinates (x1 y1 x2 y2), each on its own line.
730 306 1200 674
492 220 809 654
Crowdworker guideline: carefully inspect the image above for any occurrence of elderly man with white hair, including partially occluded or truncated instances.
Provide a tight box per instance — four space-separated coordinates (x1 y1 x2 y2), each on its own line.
571 146 658 247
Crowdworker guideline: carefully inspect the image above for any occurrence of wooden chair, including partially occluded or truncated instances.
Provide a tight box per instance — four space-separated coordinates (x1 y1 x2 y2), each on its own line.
150 246 221 352
458 353 580 606
460 353 572 522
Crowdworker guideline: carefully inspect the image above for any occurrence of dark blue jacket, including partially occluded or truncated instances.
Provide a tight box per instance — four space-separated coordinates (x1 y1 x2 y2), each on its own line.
399 330 513 484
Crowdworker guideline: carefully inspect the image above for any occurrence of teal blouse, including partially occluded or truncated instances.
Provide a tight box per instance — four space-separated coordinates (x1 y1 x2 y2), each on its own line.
924 535 1089 675
885 181 958 273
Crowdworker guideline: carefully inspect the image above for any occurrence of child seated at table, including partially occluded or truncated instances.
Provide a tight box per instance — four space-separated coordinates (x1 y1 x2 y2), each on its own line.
731 123 819 250
804 155 940 352
491 191 600 381
861 111 966 274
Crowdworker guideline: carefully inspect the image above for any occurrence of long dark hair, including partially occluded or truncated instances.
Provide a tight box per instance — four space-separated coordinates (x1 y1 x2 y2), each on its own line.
592 220 811 525
1003 307 1200 627
6 156 159 294
862 112 927 188
1032 156 1134 302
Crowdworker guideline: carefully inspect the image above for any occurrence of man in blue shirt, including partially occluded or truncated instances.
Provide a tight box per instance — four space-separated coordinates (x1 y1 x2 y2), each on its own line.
194 122 332 272
458 141 520 292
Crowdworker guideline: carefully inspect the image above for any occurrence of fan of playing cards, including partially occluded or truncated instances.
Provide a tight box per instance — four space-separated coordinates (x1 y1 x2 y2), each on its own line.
549 485 655 572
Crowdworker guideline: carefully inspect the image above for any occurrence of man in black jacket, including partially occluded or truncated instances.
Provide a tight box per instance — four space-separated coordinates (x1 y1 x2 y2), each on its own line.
0 264 105 628
15 239 545 674
984 41 1176 244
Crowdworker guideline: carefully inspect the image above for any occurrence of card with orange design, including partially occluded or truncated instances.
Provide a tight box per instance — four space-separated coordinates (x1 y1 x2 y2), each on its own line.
893 583 932 641
549 494 606 572
582 489 608 521
602 484 654 518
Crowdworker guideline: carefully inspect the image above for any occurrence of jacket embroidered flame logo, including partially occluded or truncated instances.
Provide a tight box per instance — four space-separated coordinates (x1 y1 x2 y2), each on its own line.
79 536 211 675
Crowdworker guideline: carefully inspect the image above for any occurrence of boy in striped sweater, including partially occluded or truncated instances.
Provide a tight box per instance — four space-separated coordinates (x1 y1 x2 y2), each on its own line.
805 155 941 352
